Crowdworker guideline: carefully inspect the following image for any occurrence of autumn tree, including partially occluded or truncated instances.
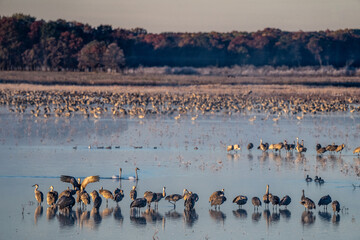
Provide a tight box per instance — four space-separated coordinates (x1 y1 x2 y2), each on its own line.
78 40 106 71
102 43 125 72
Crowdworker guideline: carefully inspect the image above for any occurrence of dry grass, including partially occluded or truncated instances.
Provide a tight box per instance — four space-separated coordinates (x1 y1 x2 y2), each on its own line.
1 71 360 100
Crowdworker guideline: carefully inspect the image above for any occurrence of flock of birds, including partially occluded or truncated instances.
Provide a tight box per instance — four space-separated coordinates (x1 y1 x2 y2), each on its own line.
31 168 342 220
227 137 360 156
2 89 360 120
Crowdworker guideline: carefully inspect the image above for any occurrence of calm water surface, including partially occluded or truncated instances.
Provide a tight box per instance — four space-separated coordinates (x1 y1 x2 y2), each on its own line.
0 109 359 239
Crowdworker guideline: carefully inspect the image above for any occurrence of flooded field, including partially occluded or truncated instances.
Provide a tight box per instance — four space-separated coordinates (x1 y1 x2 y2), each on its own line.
0 107 360 240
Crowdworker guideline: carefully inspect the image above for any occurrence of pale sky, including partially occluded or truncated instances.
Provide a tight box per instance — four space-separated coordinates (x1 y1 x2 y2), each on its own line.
0 0 359 33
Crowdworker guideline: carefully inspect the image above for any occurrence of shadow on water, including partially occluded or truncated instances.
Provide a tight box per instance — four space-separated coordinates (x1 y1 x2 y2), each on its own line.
232 209 247 219
301 211 316 226
183 209 198 227
142 209 163 225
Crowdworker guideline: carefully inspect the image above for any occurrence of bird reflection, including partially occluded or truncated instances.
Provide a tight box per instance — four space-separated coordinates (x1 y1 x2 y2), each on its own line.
101 207 113 219
34 205 43 224
130 209 146 226
252 212 262 222
332 214 340 224
263 209 271 223
279 209 291 221
79 210 90 228
247 153 253 161
142 208 163 224
46 206 57 220
270 212 280 223
318 210 331 222
113 206 124 224
57 210 76 227
301 211 316 225
232 209 247 219
165 209 181 222
90 207 102 226
183 209 198 227
209 209 226 223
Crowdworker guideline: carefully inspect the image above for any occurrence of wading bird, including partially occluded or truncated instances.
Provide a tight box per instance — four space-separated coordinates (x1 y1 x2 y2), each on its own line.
47 186 58 206
33 184 43 205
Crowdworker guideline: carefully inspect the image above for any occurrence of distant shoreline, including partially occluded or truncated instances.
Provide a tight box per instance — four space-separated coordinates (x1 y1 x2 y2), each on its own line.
1 71 360 100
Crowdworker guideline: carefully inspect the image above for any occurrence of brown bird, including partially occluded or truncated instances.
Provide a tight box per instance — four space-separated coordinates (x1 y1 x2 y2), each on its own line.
233 195 248 208
251 197 262 210
335 144 345 154
130 186 137 201
33 184 43 205
60 175 100 191
270 195 280 210
153 187 166 208
144 191 157 208
209 189 226 209
47 186 58 206
165 189 186 208
300 190 316 211
99 187 114 206
279 195 291 208
90 190 102 209
332 200 340 214
263 185 271 208
353 146 360 155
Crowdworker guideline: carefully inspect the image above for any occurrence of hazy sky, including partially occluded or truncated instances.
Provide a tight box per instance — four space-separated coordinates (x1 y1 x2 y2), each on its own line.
0 0 359 33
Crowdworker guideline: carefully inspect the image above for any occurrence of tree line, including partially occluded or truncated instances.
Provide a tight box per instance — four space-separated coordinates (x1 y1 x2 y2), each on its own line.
1 13 360 72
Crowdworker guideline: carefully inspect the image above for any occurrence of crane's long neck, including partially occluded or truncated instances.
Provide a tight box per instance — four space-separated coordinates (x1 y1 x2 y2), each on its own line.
163 187 166 197
34 185 38 193
266 185 269 194
135 169 138 180
119 168 122 179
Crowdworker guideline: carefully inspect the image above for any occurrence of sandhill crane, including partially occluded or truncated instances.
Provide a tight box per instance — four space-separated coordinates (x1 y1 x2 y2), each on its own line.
130 186 137 201
247 143 254 150
263 185 271 208
353 146 360 155
33 184 43 205
60 175 100 191
47 186 58 206
270 195 280 210
165 189 185 208
300 190 316 211
209 189 226 209
90 190 102 209
251 197 262 210
335 144 345 154
153 187 166 208
144 191 157 208
318 195 332 210
332 200 340 214
130 198 147 211
233 195 248 208
99 187 114 206
279 195 291 209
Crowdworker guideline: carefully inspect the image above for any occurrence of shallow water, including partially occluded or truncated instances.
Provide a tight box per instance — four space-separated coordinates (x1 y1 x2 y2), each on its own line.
0 109 360 240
